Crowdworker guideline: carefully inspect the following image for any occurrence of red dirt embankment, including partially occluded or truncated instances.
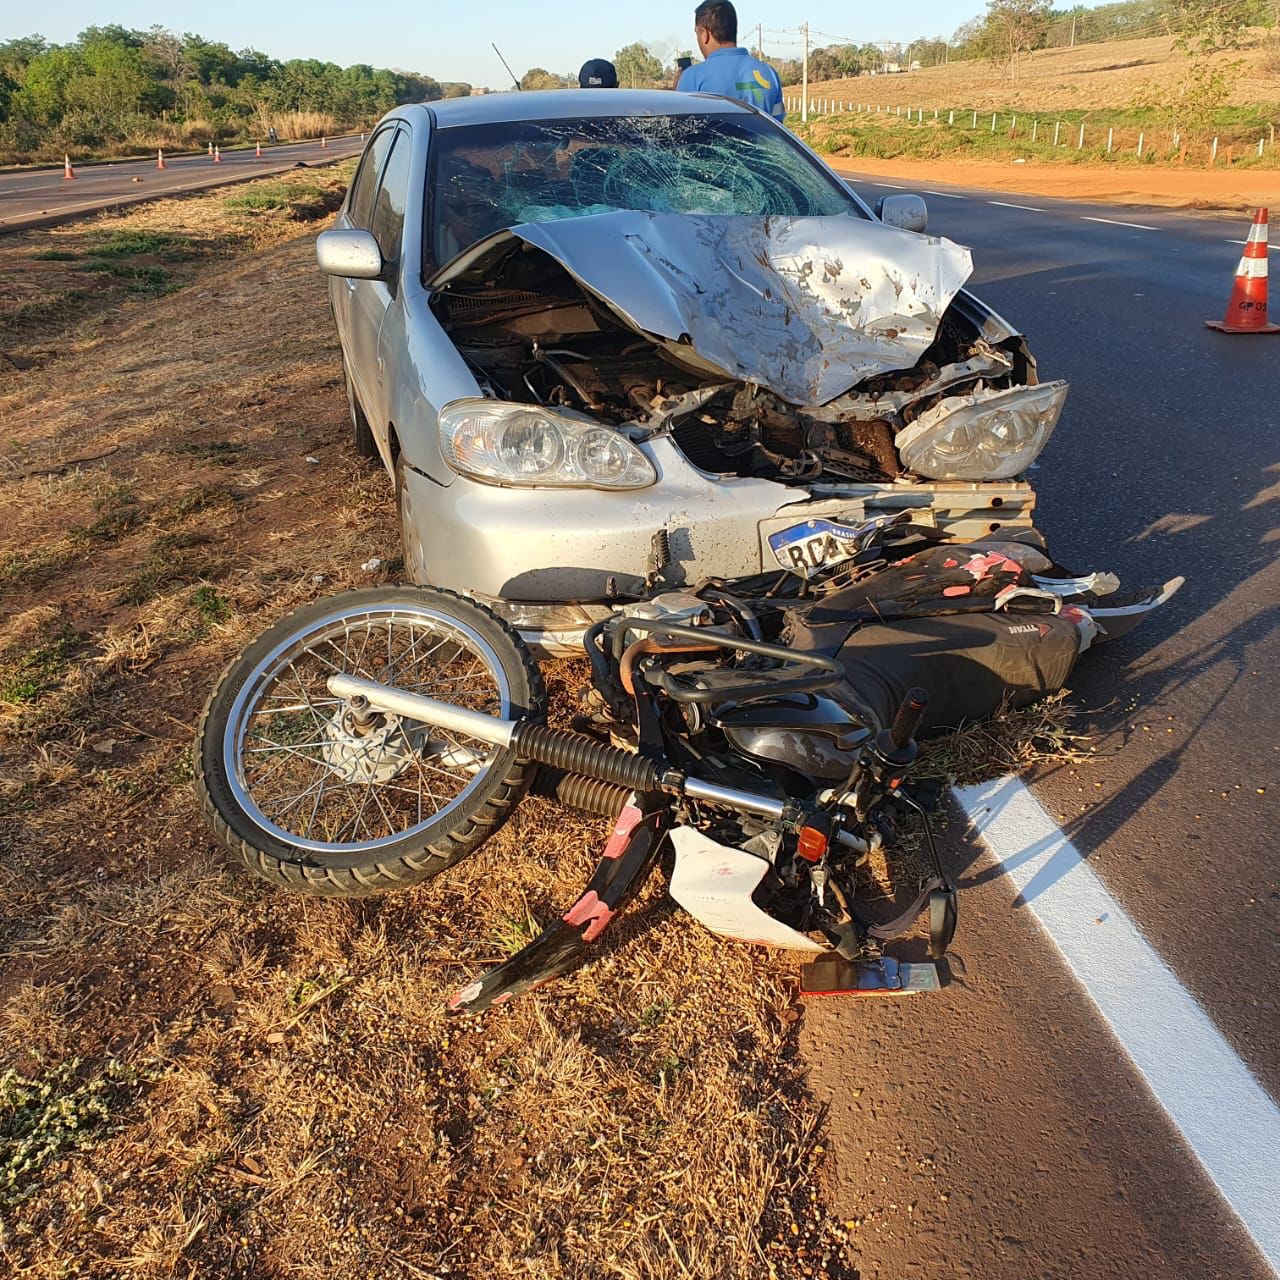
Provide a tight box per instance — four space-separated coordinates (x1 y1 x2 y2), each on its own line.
830 156 1280 214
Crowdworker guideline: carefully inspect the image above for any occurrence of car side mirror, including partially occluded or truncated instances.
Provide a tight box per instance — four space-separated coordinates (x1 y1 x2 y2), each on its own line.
316 229 383 279
875 194 928 234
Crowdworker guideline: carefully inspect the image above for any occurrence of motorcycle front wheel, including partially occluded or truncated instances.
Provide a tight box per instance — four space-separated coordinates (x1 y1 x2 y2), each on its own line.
195 587 545 897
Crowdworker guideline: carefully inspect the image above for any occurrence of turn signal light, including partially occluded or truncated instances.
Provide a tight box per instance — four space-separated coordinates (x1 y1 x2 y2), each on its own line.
796 825 829 863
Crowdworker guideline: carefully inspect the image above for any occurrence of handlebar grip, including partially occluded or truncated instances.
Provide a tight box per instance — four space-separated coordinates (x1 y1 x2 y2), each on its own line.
889 687 929 751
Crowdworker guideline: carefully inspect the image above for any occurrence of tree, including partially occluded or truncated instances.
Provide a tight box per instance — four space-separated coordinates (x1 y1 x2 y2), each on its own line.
520 67 564 90
613 42 664 88
978 0 1051 78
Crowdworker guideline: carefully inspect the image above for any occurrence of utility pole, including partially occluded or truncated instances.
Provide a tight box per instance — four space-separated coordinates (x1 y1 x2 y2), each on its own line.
757 22 763 58
1070 16 1076 47
801 23 809 123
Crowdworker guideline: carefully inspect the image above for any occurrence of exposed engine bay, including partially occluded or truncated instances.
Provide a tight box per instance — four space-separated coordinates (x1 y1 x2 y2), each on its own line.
430 212 1069 487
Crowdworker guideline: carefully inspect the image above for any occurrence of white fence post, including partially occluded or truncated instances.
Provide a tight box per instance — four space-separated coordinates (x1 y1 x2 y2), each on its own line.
1077 122 1085 148
972 110 978 127
1031 119 1038 142
991 112 997 132
1137 130 1144 157
1107 127 1113 153
1260 137 1266 158
948 109 954 125
1211 136 1218 163
1053 120 1061 146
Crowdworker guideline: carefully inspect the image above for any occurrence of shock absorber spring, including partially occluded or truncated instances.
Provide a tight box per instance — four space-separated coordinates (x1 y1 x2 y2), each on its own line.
511 723 661 792
530 766 632 817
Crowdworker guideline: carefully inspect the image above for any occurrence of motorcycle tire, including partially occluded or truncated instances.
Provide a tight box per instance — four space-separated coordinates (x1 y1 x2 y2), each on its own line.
195 587 545 898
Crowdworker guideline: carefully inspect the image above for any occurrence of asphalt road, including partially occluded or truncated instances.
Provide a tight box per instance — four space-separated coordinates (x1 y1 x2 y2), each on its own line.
824 165 1279 1279
0 136 366 232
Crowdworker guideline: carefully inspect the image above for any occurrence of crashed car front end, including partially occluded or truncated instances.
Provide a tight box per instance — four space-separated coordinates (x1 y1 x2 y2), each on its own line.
407 210 1065 651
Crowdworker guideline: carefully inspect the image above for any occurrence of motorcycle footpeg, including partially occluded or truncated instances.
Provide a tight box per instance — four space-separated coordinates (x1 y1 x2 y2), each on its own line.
799 953 942 997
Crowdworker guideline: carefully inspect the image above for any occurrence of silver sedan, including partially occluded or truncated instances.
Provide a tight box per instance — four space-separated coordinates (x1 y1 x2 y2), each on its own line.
319 90 1065 653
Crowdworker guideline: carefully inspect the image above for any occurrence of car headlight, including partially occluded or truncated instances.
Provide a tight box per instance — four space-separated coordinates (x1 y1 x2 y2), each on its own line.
439 400 656 490
895 381 1068 481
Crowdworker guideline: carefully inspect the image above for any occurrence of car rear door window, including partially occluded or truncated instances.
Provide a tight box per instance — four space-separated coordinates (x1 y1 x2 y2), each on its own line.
348 128 395 229
370 128 412 273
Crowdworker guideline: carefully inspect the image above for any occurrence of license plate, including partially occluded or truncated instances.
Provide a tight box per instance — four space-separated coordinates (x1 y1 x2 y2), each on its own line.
768 514 902 576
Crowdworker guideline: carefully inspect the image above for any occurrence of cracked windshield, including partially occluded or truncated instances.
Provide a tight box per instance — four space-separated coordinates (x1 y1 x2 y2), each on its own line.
429 112 859 263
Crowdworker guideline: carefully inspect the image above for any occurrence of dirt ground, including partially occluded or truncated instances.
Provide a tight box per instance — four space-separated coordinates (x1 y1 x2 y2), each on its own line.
0 170 863 1280
804 32 1280 111
829 154 1280 212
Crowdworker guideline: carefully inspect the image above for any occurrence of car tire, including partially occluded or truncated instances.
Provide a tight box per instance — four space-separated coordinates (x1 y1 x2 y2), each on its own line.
343 360 378 460
395 454 429 585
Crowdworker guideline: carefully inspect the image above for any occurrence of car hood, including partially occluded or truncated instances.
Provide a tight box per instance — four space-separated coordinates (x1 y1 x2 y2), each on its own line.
430 211 973 406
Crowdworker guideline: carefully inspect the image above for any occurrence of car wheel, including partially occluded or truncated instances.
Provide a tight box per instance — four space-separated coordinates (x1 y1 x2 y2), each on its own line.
343 360 378 460
395 454 430 585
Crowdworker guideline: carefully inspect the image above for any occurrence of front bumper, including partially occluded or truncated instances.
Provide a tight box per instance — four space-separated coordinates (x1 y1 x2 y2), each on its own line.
398 438 1038 651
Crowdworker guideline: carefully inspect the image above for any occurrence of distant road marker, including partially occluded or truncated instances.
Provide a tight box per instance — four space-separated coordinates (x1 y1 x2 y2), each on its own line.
1082 215 1159 231
956 775 1280 1277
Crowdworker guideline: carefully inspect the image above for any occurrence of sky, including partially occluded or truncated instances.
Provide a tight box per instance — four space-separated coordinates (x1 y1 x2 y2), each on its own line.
10 1 1014 87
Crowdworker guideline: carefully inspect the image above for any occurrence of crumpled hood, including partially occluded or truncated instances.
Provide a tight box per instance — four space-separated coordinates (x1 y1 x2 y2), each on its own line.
431 211 973 406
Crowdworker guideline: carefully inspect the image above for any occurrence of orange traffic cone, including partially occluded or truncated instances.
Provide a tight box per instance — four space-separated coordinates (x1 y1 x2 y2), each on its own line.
1207 208 1279 334
157 148 166 169
207 141 213 156
62 154 75 180
320 135 327 148
255 141 262 159
213 146 222 163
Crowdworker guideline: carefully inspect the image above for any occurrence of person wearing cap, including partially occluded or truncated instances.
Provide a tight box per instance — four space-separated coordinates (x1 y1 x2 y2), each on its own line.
579 59 619 88
677 1 784 120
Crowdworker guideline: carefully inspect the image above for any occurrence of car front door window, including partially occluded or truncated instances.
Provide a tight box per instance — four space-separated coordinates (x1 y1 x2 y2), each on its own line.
349 128 396 229
370 129 413 291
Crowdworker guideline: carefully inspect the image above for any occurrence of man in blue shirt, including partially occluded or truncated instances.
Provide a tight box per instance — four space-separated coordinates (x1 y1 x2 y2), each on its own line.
677 1 786 121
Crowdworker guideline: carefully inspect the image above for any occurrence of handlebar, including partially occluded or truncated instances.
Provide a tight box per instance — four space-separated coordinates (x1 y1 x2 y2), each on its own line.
889 687 929 751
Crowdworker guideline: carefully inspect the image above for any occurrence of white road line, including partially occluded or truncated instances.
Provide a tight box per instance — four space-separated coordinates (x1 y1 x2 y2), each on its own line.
924 190 967 199
955 776 1280 1277
989 200 1045 212
1081 215 1160 231
872 182 906 189
1229 239 1278 252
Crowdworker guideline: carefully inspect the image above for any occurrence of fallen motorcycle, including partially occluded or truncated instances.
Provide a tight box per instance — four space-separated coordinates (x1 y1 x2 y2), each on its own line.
195 516 1180 1012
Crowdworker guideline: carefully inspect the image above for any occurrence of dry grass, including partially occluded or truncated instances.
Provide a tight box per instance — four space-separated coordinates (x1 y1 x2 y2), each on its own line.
804 31 1280 111
0 165 1090 1278
0 170 851 1279
0 111 346 166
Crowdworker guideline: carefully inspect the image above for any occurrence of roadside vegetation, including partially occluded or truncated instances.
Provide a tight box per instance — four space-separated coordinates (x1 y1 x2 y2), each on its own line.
793 100 1278 168
0 25 465 166
791 3 1279 170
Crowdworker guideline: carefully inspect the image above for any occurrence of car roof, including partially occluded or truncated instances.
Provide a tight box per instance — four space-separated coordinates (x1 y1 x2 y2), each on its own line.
396 88 755 130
